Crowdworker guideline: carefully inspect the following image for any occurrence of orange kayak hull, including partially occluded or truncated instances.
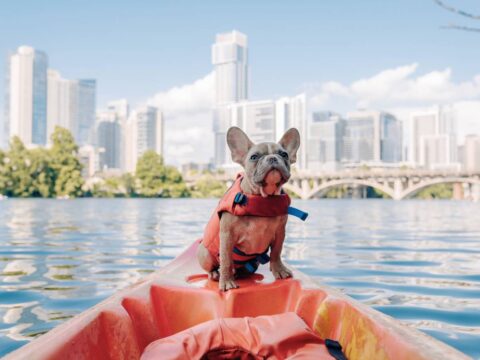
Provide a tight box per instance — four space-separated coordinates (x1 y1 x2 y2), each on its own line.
4 240 469 360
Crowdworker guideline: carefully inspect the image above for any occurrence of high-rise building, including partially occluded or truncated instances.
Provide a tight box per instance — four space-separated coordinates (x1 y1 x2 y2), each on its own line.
107 99 129 171
420 134 457 170
307 111 344 171
212 30 248 166
96 111 122 170
47 69 75 141
409 105 457 169
275 94 307 169
342 110 402 164
212 30 248 105
463 135 480 172
229 100 276 143
47 70 96 145
124 106 163 173
76 79 96 145
5 46 48 146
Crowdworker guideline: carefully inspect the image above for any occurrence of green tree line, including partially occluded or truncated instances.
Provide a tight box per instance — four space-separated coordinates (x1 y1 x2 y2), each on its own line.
0 127 83 198
0 127 196 198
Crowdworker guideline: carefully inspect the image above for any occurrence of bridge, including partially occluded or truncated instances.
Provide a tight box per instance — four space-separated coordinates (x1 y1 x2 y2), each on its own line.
185 169 480 200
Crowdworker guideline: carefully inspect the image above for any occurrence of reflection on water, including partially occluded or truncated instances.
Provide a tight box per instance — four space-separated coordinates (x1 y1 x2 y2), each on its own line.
0 199 479 358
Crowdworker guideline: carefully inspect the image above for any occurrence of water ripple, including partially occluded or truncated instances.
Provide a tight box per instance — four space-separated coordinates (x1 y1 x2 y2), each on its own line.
0 198 479 358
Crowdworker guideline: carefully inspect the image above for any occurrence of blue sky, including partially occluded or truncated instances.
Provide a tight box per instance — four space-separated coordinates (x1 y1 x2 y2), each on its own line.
1 0 480 162
1 0 479 105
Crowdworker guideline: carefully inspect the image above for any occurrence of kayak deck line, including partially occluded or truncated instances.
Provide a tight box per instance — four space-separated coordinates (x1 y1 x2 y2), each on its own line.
4 240 470 360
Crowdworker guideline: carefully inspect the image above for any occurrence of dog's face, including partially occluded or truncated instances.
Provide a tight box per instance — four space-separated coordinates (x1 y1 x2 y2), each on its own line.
227 127 300 197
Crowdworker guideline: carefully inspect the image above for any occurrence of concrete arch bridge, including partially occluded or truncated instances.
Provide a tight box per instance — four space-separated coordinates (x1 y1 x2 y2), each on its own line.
186 170 480 200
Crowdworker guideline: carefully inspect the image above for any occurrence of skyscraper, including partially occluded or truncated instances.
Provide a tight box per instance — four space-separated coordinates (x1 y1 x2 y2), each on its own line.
5 46 48 146
275 94 307 169
212 30 248 105
342 110 402 164
47 70 96 145
228 100 276 144
463 135 480 172
47 69 75 141
409 105 457 169
124 106 163 173
307 111 344 171
212 30 248 166
76 79 96 145
96 111 122 170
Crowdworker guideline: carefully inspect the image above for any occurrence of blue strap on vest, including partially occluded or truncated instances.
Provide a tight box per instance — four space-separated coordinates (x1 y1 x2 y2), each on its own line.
287 206 308 221
233 246 270 273
233 192 248 205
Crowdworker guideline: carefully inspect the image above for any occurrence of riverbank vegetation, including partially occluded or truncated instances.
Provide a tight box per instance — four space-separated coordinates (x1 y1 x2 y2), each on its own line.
0 127 191 198
0 128 83 198
0 127 458 200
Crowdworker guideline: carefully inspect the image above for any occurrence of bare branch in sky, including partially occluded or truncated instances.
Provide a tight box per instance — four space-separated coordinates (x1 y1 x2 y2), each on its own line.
440 24 480 32
434 0 480 20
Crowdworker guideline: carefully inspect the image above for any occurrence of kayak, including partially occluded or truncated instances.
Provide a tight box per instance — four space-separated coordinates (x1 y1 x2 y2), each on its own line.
4 240 469 360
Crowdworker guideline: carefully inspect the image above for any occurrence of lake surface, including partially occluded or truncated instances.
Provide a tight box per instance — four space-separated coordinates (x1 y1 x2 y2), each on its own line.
0 199 479 358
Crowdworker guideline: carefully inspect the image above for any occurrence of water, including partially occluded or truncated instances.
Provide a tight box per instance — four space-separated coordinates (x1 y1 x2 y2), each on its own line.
0 199 479 358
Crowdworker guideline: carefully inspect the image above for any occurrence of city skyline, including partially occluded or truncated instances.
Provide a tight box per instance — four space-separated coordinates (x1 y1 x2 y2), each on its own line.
1 1 480 165
2 36 479 173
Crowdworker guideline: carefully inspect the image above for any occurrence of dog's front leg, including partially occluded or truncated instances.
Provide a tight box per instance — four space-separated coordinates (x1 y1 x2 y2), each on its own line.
270 217 293 279
219 218 238 291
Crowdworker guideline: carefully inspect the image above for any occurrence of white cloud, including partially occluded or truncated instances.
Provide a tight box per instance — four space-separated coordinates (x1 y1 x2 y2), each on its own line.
147 72 214 116
308 63 480 142
144 64 480 165
310 63 480 110
145 72 214 165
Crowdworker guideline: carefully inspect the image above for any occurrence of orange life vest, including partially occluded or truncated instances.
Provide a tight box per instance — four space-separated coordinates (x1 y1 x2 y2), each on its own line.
141 312 344 360
201 173 291 272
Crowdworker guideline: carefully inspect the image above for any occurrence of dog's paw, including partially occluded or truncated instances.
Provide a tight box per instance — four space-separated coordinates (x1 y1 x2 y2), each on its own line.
208 269 220 281
271 263 293 280
219 278 238 291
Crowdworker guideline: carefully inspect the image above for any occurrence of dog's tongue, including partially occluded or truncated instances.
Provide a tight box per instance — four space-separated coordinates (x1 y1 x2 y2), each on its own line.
260 169 282 197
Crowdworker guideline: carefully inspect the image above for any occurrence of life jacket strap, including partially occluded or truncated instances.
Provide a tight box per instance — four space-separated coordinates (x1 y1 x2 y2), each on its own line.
234 191 309 221
233 192 248 205
233 246 270 273
324 339 347 360
287 206 309 221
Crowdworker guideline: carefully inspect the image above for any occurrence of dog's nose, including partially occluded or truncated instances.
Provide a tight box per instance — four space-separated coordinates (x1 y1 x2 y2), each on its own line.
267 156 278 165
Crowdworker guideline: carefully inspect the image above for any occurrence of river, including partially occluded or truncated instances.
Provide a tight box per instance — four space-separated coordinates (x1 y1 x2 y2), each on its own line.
0 199 479 358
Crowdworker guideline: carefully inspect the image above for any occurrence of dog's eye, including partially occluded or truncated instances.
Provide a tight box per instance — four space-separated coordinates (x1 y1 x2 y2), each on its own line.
250 154 260 161
279 151 289 159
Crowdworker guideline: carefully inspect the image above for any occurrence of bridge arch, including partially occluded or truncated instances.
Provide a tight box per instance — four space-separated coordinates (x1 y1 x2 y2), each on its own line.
398 177 480 200
305 179 395 200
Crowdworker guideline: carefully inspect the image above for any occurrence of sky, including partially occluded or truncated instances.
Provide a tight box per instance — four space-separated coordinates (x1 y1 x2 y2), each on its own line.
1 0 480 164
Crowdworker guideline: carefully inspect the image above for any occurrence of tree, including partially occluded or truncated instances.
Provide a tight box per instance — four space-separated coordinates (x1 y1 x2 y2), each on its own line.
135 151 189 197
50 127 84 198
161 166 190 198
29 147 56 197
136 150 166 197
120 173 136 197
3 137 35 197
0 149 7 196
190 174 227 198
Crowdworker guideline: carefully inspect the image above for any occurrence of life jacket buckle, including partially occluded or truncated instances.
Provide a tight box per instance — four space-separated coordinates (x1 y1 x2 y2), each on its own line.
233 192 247 205
258 253 270 265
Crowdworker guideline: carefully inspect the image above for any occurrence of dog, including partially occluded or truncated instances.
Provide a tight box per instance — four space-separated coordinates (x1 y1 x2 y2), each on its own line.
197 126 300 291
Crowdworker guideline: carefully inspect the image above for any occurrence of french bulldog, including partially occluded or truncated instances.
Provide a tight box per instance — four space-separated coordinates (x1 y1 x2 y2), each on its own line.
197 126 301 291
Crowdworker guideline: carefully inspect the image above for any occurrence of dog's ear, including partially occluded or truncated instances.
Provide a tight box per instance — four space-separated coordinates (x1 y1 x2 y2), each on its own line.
227 127 254 165
278 128 300 163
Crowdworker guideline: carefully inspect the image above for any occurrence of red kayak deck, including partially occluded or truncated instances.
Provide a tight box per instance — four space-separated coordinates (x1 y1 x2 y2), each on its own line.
4 240 469 360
